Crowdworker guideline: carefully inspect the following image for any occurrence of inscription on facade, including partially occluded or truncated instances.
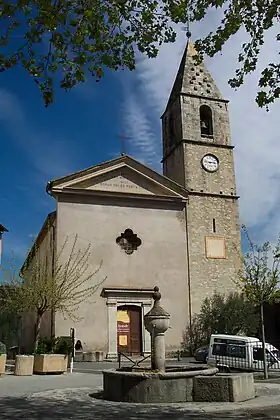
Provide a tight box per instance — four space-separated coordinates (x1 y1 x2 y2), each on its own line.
99 179 141 190
91 176 151 194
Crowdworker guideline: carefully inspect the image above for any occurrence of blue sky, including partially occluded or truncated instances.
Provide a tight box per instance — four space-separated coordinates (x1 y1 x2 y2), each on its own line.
0 64 130 261
1 15 280 265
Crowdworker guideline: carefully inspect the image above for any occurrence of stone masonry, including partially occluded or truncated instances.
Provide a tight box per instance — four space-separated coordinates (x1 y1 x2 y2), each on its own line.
162 40 242 317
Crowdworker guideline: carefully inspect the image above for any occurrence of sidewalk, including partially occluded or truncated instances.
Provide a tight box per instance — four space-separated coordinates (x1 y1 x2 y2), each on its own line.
0 372 102 397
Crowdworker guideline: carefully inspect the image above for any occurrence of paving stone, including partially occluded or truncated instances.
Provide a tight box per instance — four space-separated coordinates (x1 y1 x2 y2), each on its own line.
1 373 280 419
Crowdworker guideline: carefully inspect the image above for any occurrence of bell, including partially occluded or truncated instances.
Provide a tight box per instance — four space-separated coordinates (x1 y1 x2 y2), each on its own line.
201 120 208 129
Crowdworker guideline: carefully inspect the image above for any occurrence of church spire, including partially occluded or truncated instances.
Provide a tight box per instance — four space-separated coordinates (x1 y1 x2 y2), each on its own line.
165 37 223 112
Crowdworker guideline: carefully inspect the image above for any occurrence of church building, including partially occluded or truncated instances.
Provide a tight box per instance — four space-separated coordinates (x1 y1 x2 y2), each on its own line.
21 41 242 358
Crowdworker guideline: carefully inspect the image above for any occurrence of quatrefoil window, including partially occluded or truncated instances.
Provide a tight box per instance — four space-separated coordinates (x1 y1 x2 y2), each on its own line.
116 229 142 255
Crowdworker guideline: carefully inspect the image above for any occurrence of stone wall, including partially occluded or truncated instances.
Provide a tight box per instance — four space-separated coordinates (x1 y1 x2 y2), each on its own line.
55 193 190 353
183 142 237 196
20 215 55 353
163 143 186 187
186 194 241 317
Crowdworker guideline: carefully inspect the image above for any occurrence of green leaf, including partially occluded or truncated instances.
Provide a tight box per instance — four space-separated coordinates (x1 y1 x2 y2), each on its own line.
0 0 278 107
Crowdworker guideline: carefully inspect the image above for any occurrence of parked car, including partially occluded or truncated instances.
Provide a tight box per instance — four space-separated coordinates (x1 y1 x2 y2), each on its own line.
194 346 208 363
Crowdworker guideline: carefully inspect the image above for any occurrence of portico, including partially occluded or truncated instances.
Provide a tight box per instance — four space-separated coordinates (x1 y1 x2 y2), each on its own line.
101 287 154 359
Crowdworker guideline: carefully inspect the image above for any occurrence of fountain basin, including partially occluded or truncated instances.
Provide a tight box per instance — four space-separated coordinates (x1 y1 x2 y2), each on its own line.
103 365 219 403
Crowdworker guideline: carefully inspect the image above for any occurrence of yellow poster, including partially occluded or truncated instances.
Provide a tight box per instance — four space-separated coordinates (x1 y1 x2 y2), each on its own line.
119 335 128 346
117 310 130 323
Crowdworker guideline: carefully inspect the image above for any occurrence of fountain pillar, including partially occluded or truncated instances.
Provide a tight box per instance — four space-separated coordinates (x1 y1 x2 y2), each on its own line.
144 286 170 372
154 332 166 372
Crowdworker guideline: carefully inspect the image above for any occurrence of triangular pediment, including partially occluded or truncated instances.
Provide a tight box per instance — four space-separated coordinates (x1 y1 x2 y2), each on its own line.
48 155 188 199
68 167 158 195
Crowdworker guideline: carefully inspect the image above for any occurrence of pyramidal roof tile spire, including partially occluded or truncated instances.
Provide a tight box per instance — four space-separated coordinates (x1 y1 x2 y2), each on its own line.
165 38 224 112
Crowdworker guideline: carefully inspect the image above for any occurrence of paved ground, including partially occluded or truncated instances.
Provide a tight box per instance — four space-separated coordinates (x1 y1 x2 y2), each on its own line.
2 363 280 419
3 385 280 420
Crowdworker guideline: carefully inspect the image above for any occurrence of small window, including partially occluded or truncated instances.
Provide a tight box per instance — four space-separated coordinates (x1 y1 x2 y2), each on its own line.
227 339 246 346
213 343 227 356
253 347 275 363
214 338 228 344
212 218 216 233
227 345 246 359
200 105 213 136
116 229 142 255
213 341 246 359
253 347 263 361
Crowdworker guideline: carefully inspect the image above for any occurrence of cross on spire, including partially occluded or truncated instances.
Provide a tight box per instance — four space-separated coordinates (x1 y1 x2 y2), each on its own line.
182 13 191 39
116 133 132 156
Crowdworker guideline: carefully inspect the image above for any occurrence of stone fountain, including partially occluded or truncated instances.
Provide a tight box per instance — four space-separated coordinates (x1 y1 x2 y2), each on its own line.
102 287 255 403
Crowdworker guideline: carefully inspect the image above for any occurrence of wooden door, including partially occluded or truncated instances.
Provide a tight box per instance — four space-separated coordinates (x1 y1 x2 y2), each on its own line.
117 305 142 355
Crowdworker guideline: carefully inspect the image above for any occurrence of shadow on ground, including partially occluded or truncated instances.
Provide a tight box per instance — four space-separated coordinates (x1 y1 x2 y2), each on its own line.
0 393 280 420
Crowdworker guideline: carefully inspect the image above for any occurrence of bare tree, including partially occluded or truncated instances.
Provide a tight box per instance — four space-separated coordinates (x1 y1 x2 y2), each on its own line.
0 235 106 352
236 225 280 379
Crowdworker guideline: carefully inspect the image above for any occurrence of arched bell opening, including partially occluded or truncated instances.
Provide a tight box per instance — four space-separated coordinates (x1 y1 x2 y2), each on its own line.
200 105 213 136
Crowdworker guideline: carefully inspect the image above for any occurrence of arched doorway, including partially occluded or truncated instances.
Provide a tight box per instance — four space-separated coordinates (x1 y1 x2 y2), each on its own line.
117 305 142 355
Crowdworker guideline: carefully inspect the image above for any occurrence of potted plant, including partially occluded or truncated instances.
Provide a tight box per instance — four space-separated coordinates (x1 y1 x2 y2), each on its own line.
33 337 68 374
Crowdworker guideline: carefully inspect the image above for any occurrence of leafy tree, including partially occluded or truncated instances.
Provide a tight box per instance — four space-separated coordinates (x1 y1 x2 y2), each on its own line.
236 225 280 379
0 1 279 108
0 235 106 352
191 1 280 109
0 307 21 350
0 285 21 349
182 291 258 356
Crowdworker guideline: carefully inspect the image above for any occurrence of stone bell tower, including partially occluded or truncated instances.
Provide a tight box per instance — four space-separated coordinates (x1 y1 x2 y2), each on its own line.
161 40 242 317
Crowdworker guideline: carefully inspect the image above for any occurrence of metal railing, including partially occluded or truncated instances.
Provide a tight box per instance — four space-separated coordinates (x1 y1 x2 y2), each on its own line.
117 352 151 369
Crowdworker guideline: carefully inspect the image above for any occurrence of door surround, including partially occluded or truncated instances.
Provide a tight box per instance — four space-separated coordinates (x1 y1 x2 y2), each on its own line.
101 287 154 360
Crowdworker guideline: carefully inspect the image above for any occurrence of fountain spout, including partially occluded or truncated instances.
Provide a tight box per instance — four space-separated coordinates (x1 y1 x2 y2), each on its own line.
144 286 170 372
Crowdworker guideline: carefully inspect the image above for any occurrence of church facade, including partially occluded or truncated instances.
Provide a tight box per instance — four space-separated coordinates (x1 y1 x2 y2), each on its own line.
21 41 242 357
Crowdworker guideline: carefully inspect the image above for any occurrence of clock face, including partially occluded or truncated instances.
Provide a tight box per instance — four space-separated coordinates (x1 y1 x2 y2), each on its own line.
202 154 219 172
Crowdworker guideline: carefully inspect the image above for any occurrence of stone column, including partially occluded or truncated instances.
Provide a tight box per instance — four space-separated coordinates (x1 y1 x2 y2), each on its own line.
106 301 117 359
154 332 165 372
144 286 170 373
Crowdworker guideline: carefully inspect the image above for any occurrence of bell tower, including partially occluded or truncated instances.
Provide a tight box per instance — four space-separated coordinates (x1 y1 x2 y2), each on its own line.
161 40 242 317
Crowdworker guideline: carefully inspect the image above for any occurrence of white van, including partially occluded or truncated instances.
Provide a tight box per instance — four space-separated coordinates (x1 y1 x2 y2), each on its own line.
207 334 280 372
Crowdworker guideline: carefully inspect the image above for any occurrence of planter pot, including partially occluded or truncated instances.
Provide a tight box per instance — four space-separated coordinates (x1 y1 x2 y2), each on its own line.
83 352 94 362
95 351 104 362
0 354 7 375
74 351 83 362
33 354 68 374
14 355 34 376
